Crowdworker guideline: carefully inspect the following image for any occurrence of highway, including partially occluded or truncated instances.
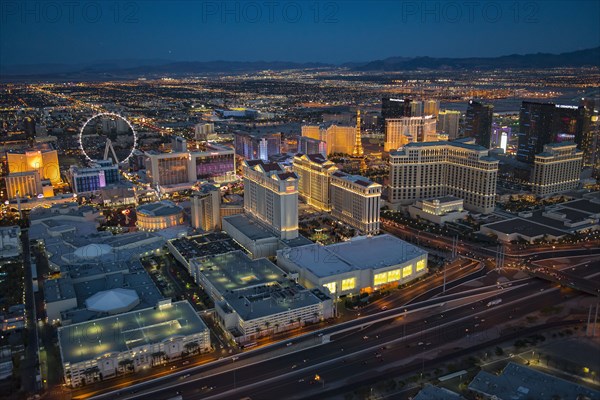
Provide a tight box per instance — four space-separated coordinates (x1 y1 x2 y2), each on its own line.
76 258 600 400
101 274 580 400
381 220 600 263
71 258 482 399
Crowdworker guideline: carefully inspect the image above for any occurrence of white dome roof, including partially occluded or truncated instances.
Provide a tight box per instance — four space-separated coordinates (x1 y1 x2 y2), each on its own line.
85 288 139 314
74 243 112 259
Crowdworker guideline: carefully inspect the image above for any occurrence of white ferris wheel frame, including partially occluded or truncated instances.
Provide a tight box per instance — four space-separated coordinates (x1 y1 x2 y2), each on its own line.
78 112 138 165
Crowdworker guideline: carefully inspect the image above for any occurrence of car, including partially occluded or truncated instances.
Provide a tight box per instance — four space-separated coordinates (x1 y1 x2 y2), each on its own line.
363 336 369 340
418 342 424 346
381 306 388 311
291 364 297 369
298 378 305 383
286 342 293 346
317 333 323 337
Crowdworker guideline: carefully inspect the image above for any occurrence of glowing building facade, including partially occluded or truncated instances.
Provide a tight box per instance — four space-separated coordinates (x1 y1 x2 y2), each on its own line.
292 153 338 211
330 171 382 235
242 159 299 240
191 186 221 231
389 139 499 214
145 144 235 186
7 148 61 184
531 142 583 196
5 171 42 199
384 116 437 152
278 235 427 296
136 201 184 231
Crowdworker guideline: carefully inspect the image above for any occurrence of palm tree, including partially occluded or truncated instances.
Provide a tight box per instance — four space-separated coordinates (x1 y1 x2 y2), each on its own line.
184 341 200 355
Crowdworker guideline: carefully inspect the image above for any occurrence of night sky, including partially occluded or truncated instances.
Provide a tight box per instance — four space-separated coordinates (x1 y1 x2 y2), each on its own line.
1 0 599 67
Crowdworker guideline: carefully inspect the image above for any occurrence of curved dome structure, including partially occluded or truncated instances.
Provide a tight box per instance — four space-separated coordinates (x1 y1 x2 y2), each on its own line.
85 288 139 314
74 243 112 260
136 201 184 231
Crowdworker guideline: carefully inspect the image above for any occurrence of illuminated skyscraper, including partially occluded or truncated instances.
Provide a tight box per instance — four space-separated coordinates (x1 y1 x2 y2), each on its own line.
234 133 281 160
465 100 494 149
423 100 440 118
242 160 298 240
384 116 437 151
437 110 461 140
292 153 338 211
195 123 215 141
301 124 356 155
531 142 583 196
7 147 61 185
145 143 235 186
191 186 221 231
382 98 412 120
330 171 382 235
517 101 587 163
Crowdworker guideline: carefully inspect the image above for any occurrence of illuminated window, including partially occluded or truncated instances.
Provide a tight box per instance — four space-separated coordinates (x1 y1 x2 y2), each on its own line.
341 278 356 291
374 272 387 286
323 282 336 294
416 260 426 271
387 269 401 282
402 265 413 278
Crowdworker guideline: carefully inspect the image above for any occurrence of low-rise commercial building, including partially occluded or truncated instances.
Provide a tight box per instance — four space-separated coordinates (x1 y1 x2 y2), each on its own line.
189 251 333 342
277 235 427 296
0 226 21 259
468 362 599 400
408 196 468 225
136 201 184 231
167 232 244 272
68 160 120 194
58 300 211 387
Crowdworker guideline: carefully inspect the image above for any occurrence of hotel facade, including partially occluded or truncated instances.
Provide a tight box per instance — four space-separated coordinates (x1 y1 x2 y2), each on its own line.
388 139 499 214
330 171 382 235
531 142 583 196
242 159 299 240
292 153 338 211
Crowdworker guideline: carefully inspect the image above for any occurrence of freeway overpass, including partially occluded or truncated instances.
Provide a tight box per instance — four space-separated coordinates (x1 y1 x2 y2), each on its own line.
528 267 600 296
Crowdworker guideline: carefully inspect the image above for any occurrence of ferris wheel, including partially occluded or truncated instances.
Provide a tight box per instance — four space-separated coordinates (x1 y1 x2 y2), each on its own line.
79 112 138 165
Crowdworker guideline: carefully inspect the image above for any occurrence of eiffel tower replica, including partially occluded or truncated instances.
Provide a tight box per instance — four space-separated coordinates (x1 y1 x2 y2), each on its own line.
352 109 367 173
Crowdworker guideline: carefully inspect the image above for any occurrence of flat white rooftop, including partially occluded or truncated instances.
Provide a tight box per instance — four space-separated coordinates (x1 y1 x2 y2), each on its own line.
282 235 426 278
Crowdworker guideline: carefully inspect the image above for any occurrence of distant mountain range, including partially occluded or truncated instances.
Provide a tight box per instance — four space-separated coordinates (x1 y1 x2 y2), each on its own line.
355 47 600 71
1 47 598 79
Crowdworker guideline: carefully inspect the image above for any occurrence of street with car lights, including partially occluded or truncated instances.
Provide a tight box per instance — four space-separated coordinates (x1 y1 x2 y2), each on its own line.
78 257 600 400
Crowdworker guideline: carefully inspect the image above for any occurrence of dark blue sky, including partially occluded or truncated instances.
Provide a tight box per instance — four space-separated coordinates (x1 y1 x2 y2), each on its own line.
1 0 599 66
